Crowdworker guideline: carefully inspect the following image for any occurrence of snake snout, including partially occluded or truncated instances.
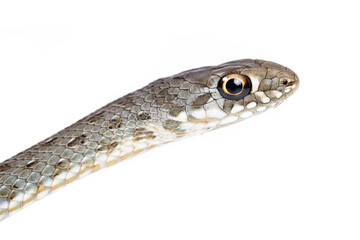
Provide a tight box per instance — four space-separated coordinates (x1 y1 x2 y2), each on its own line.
277 73 299 93
293 74 300 91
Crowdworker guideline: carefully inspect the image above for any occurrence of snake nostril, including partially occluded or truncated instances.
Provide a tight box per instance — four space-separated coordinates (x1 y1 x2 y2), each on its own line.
281 79 288 85
281 78 295 87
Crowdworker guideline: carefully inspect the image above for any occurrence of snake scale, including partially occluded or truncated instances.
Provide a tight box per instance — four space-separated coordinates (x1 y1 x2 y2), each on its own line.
0 59 299 222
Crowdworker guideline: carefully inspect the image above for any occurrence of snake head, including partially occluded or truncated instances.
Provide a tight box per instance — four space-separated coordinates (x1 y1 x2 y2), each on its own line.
167 59 299 132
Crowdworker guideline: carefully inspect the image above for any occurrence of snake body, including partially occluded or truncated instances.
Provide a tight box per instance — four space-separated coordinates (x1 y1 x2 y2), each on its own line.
0 59 299 221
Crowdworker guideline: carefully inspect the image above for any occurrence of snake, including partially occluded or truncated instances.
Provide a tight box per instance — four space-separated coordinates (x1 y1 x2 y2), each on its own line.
0 59 299 222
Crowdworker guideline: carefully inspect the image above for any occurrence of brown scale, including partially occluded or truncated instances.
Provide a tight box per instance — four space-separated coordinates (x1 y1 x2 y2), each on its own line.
137 112 151 121
86 111 107 124
66 134 89 148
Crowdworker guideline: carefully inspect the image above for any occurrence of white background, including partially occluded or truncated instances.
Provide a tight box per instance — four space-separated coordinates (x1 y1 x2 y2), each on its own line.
0 1 359 239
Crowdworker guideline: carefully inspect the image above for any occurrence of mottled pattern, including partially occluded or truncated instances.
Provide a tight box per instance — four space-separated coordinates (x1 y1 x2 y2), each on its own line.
0 59 299 221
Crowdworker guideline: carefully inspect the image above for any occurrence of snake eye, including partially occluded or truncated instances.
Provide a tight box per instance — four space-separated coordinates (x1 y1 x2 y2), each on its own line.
217 74 252 100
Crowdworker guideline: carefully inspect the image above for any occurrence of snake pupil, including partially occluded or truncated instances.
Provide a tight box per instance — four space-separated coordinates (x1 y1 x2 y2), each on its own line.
217 74 252 100
226 78 243 94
